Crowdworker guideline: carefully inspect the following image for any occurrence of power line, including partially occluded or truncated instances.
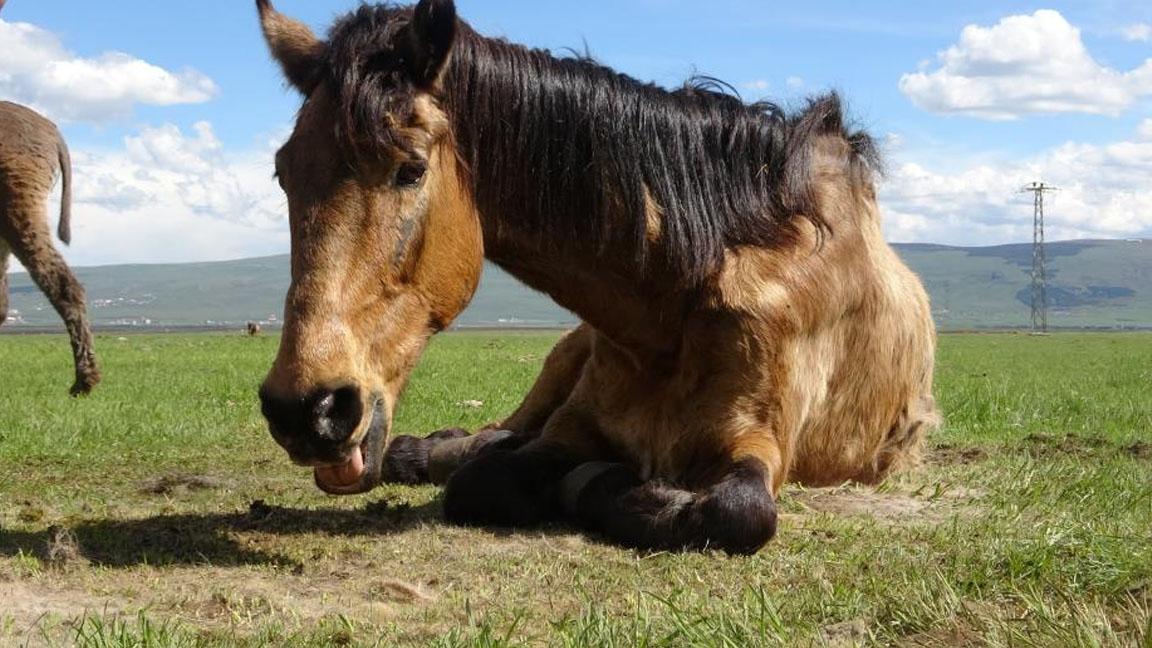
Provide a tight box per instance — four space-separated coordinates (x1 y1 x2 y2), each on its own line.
1020 182 1058 333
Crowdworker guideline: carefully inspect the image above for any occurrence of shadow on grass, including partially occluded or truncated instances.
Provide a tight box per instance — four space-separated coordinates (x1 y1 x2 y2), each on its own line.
0 499 441 570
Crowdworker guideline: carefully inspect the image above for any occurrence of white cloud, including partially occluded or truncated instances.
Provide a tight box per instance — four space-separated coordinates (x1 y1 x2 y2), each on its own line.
786 76 805 90
880 132 1152 245
1121 23 1152 42
742 79 770 92
899 10 1152 120
0 17 217 123
41 122 289 268
1138 118 1152 141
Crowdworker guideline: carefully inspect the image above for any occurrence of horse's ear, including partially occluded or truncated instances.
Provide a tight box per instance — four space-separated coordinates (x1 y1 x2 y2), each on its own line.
257 0 325 94
407 0 457 87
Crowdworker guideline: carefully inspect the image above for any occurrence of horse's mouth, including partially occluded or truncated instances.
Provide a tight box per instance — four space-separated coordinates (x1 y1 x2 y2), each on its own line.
313 399 388 495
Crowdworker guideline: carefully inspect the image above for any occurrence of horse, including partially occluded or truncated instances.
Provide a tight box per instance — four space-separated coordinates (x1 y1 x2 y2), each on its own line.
0 101 101 396
247 321 263 337
255 0 938 554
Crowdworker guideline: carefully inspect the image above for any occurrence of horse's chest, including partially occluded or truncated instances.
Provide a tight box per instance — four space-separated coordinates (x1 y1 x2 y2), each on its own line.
585 365 730 483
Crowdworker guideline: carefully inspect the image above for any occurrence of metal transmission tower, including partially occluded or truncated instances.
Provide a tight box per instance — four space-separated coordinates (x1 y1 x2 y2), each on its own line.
1021 182 1058 333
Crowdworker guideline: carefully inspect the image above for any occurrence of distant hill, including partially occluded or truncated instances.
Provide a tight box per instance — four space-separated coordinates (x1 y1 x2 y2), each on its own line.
897 239 1151 329
5 239 1150 331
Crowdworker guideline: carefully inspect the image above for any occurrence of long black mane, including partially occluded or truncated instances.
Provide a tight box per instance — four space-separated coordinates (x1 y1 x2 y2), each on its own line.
326 5 880 285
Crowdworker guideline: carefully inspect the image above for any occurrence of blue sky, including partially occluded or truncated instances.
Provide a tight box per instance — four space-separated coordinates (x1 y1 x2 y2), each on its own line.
2 0 1151 266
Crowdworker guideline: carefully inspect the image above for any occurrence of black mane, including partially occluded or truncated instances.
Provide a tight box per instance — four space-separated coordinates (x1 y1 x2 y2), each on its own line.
326 5 881 284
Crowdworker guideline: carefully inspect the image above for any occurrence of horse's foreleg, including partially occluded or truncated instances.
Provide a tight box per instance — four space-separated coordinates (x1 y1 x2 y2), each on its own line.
561 437 785 555
493 323 593 433
8 231 100 395
381 324 593 485
382 427 529 485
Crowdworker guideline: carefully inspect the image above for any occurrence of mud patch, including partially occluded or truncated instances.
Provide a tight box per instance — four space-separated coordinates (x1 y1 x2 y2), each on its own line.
930 444 987 466
1023 432 1108 458
1125 442 1151 460
1021 433 1141 461
140 474 225 496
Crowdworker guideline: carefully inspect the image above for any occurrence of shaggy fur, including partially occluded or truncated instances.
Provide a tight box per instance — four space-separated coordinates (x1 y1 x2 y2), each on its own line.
256 0 937 554
0 101 100 395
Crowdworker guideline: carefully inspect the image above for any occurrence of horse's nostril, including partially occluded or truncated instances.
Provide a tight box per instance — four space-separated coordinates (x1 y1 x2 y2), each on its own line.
260 385 364 448
312 392 337 419
311 386 363 444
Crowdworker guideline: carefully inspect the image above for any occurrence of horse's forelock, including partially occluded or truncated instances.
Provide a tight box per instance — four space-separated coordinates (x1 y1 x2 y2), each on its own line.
325 4 426 168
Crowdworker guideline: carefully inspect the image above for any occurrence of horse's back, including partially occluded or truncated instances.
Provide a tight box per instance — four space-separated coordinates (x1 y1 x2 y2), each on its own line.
0 101 61 201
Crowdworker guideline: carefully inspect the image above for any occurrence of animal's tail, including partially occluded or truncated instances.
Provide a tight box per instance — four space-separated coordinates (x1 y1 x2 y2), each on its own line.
56 131 73 245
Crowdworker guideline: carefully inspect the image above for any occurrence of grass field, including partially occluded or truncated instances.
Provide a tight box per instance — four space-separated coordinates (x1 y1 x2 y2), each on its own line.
0 331 1150 646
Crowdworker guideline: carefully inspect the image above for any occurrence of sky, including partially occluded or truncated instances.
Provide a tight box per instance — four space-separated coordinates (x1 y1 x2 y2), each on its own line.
2 0 1151 268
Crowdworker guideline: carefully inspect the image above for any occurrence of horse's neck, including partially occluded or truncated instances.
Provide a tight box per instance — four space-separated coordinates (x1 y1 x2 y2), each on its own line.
442 34 689 352
481 229 684 353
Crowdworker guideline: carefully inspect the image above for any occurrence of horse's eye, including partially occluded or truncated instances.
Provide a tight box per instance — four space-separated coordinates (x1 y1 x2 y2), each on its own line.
395 162 427 188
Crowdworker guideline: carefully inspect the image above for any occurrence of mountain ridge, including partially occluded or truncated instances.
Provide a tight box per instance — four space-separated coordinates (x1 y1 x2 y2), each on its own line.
5 239 1150 331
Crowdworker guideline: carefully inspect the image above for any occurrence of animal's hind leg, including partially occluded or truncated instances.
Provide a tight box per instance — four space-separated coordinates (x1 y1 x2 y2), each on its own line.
558 434 785 555
382 324 593 485
0 240 10 326
441 424 783 555
7 233 100 395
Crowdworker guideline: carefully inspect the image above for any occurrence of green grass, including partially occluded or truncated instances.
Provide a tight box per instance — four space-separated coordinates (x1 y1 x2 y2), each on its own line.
1 331 1150 646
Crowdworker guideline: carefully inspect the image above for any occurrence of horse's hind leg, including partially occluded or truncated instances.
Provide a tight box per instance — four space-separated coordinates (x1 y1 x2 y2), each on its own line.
441 428 781 555
441 427 592 527
7 227 100 395
560 437 783 555
382 324 593 485
0 239 10 326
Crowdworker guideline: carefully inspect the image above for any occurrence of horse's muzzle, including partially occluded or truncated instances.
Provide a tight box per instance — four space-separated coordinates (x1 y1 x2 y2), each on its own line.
312 399 388 495
259 384 389 495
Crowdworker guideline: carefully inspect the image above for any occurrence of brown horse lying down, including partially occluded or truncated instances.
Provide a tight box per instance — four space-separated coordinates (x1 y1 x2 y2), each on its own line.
256 0 937 554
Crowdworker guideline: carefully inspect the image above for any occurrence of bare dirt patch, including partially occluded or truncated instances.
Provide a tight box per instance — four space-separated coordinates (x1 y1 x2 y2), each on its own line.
1022 432 1109 458
44 525 84 567
1125 441 1151 461
0 581 123 644
929 444 987 466
820 618 870 646
139 474 225 495
786 484 981 523
791 488 928 519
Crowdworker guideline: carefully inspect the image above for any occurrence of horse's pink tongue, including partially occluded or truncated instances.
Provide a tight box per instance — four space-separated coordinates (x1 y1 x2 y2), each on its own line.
314 449 365 489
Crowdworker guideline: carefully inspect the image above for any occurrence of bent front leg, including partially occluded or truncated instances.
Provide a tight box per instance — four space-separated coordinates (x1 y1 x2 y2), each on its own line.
560 457 778 556
495 324 592 433
382 427 527 485
380 324 594 486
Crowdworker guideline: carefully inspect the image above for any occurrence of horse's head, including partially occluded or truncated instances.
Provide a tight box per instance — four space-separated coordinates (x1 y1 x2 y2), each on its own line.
256 0 481 494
